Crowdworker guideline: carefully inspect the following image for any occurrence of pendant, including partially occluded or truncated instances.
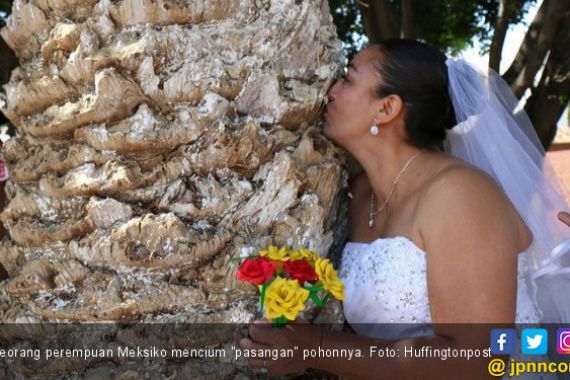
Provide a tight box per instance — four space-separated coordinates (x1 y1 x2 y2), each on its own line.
368 218 374 228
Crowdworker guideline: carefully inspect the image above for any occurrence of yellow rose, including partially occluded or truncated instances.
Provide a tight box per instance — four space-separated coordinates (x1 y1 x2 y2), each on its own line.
314 258 345 301
259 245 290 261
288 248 320 266
263 276 310 320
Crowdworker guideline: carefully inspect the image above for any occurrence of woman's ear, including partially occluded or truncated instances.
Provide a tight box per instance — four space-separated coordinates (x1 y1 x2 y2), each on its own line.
374 94 404 125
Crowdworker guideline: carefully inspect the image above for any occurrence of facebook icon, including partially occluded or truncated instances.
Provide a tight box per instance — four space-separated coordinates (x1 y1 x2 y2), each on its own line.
491 329 516 355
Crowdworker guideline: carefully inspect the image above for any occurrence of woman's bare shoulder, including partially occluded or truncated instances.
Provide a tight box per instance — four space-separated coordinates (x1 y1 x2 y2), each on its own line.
418 159 531 251
420 158 500 197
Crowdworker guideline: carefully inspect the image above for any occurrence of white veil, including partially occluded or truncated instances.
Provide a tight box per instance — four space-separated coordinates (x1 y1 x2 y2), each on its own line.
443 58 570 323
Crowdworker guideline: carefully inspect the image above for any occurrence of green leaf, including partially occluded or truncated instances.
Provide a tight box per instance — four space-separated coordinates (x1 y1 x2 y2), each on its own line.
308 283 323 293
259 284 267 313
310 292 323 307
272 316 288 327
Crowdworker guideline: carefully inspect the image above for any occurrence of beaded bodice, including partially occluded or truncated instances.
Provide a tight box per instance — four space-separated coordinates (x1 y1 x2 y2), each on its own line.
338 236 543 340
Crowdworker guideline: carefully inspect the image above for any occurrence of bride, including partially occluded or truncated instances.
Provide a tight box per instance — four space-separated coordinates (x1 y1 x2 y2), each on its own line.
234 39 570 379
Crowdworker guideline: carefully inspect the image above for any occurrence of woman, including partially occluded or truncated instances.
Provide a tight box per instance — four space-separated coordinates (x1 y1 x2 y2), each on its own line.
234 40 569 379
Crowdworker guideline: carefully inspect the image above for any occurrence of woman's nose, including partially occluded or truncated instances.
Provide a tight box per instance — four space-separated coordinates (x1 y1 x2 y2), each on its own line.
327 80 338 102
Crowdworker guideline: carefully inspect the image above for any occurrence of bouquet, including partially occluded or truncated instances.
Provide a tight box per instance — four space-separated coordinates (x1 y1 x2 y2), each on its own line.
236 245 345 327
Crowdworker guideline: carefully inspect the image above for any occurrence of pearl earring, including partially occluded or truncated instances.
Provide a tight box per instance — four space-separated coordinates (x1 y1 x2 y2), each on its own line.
370 119 379 136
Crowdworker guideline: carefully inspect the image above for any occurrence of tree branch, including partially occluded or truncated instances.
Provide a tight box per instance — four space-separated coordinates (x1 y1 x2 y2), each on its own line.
503 0 568 97
400 0 413 39
489 0 511 71
356 0 399 44
524 11 570 150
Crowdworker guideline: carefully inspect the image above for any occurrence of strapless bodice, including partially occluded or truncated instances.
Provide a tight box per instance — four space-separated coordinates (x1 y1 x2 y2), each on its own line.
338 236 543 340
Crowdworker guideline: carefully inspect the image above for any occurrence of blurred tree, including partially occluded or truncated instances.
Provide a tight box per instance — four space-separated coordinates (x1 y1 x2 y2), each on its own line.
0 0 16 139
329 0 569 150
0 0 12 26
0 0 16 86
503 0 569 147
328 0 367 60
330 0 536 59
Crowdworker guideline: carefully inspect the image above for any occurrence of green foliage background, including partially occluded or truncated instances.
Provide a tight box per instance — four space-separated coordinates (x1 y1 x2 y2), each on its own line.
0 0 11 27
329 0 536 60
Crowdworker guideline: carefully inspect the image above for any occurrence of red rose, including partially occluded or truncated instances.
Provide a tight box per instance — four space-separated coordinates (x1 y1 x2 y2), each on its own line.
236 257 277 285
282 260 318 284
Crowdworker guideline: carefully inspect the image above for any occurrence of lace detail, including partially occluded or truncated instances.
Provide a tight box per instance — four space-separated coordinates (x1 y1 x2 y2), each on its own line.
339 236 543 340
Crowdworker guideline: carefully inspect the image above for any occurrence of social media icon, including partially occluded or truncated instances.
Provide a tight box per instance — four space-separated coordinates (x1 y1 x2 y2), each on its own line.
522 329 548 355
491 329 516 355
558 328 570 354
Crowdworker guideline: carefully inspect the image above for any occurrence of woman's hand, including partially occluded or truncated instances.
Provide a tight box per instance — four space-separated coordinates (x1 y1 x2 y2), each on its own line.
559 211 570 228
233 319 322 377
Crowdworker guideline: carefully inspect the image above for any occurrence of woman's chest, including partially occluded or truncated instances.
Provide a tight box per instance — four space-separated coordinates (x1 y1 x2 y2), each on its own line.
348 191 423 245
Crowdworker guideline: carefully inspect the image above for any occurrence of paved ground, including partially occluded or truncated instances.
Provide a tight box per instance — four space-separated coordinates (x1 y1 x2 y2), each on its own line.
546 148 570 205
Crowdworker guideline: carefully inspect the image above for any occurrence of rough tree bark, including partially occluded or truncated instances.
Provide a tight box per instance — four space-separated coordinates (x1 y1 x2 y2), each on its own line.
0 0 347 377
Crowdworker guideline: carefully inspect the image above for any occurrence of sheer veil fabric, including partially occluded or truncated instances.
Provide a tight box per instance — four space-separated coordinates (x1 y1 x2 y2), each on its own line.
444 58 570 323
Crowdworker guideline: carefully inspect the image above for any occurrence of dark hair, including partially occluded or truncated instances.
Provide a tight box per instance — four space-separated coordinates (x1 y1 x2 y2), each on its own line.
371 39 456 150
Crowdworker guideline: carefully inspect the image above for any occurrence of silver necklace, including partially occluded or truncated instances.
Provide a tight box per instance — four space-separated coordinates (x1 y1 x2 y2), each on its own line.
368 149 425 228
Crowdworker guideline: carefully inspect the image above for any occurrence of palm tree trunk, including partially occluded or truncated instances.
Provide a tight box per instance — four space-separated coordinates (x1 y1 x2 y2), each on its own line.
0 0 347 376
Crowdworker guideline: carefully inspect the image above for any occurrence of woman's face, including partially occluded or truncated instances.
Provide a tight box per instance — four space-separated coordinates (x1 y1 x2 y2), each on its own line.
322 47 383 146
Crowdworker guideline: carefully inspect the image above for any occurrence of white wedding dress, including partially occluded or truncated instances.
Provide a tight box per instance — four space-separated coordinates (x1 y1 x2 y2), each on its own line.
339 236 542 332
338 236 556 380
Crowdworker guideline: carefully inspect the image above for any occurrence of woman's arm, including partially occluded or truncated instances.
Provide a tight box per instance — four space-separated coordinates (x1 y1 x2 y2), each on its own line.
419 166 524 324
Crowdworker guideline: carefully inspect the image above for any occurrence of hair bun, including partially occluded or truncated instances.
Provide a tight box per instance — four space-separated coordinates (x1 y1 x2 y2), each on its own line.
373 39 457 149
